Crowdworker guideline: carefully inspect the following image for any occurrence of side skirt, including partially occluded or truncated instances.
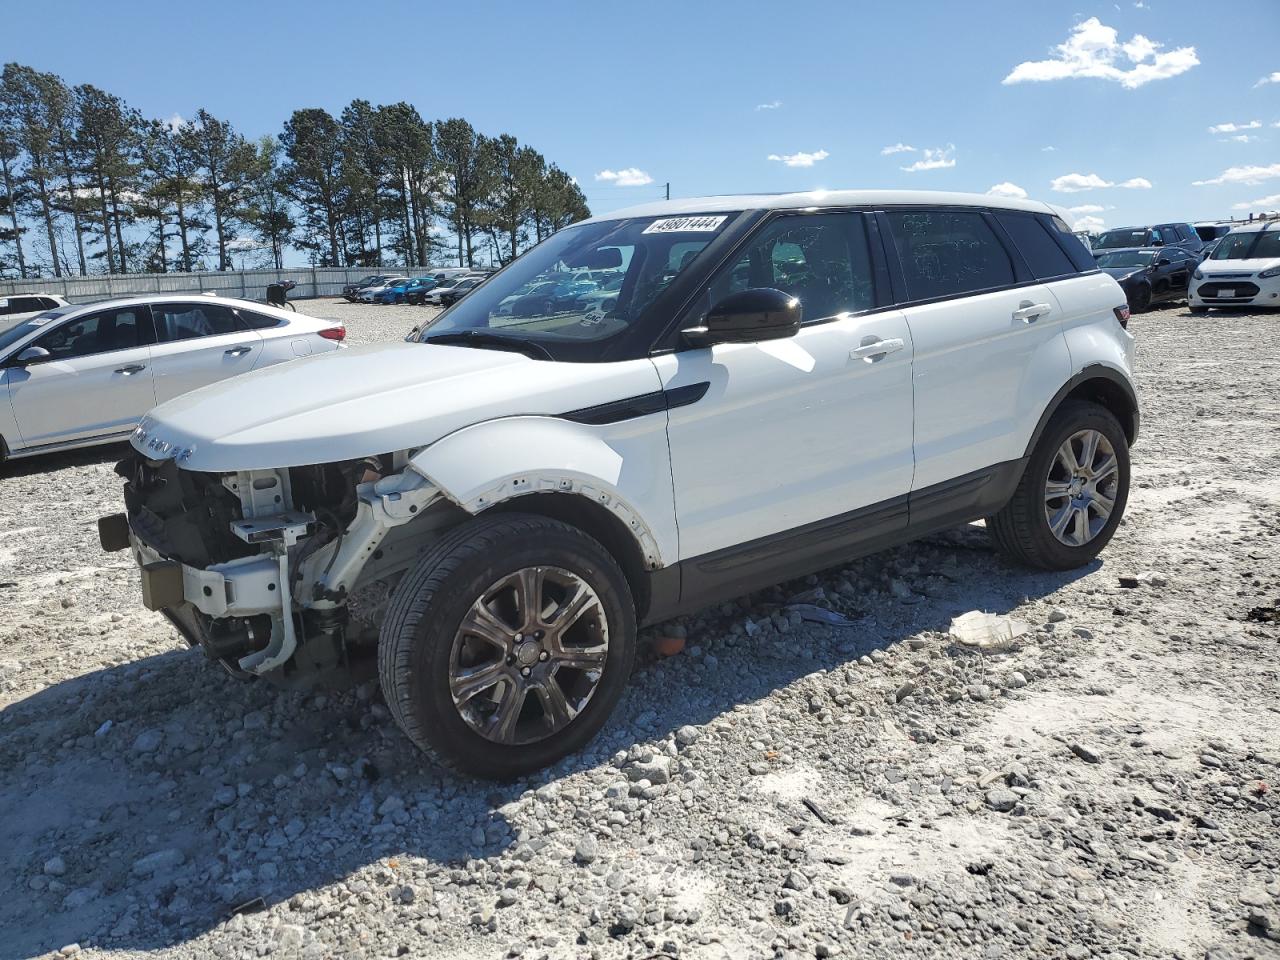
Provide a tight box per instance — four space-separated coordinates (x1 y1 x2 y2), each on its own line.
7 429 135 460
642 458 1026 625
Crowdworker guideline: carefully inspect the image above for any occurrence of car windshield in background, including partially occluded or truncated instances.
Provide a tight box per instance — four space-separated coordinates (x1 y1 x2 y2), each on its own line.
1096 250 1157 269
1210 231 1280 261
0 310 68 354
1094 229 1150 250
418 213 737 358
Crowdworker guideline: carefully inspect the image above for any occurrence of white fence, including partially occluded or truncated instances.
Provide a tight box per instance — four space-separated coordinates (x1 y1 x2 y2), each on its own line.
0 267 419 303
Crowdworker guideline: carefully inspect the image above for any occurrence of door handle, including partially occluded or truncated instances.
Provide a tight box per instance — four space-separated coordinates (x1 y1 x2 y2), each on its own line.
114 364 146 375
1012 301 1052 323
850 337 905 362
225 345 253 357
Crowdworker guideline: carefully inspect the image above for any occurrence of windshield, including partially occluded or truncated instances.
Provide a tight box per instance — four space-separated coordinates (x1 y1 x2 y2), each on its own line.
0 310 68 355
1096 250 1157 269
418 213 736 358
1094 228 1151 250
1210 230 1280 261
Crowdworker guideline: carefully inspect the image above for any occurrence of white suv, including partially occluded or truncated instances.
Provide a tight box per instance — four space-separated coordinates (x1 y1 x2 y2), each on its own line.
100 191 1137 778
1189 221 1280 312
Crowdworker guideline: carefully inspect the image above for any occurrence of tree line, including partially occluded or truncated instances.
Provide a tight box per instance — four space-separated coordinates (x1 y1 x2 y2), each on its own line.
0 62 590 278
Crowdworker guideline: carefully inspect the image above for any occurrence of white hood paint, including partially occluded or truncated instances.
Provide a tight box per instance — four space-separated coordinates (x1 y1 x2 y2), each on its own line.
135 341 664 471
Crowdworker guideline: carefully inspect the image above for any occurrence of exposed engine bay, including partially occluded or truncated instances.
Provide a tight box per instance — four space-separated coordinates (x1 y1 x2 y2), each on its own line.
108 451 464 685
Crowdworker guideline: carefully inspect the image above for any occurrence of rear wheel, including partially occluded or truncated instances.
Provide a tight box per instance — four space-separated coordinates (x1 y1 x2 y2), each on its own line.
378 514 636 779
988 400 1130 570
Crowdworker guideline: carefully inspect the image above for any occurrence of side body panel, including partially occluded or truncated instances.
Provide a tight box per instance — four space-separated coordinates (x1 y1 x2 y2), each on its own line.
1053 273 1136 386
653 310 917 561
150 330 265 405
409 412 678 567
904 283 1073 491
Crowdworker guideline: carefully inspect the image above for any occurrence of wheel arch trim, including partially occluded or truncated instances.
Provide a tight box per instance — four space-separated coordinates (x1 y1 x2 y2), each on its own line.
1023 364 1139 458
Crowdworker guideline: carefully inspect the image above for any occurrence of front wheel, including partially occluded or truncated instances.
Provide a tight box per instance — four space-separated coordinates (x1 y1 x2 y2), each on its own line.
988 400 1130 570
378 514 636 779
1128 284 1152 313
1189 305 1208 315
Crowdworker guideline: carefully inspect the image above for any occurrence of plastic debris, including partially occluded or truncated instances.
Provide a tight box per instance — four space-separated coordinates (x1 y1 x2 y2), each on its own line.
786 604 860 626
948 611 1029 651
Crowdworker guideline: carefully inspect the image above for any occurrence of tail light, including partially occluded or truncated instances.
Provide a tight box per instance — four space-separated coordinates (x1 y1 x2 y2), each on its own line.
1113 305 1130 330
317 326 346 342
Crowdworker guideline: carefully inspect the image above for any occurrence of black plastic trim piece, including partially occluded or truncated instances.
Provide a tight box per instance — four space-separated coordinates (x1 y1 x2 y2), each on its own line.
1022 364 1140 456
562 381 710 425
641 459 1028 624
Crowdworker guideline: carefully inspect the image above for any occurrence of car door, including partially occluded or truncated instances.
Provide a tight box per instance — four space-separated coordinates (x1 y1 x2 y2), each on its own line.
655 211 915 562
148 300 264 404
881 208 1072 494
5 305 157 448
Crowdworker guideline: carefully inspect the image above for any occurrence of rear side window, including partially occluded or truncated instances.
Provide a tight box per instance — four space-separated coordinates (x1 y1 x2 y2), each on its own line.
153 303 245 342
885 210 1015 301
995 212 1077 280
237 309 284 330
1043 216 1097 272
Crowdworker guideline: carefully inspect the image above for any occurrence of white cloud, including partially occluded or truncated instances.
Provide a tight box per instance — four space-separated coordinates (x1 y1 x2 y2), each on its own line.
1255 72 1280 87
755 100 782 111
1050 172 1151 192
1003 17 1198 89
767 149 829 168
1223 134 1259 144
1193 163 1280 186
901 144 956 172
1067 203 1109 214
1074 214 1107 232
1208 120 1261 134
986 181 1028 199
164 113 185 132
594 167 654 187
1041 145 1057 152
881 142 916 155
1231 193 1280 210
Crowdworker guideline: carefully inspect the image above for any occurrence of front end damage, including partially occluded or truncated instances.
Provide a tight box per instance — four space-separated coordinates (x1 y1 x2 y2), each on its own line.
102 452 462 685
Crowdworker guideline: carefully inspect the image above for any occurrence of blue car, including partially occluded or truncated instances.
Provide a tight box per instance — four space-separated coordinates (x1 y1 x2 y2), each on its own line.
375 277 435 304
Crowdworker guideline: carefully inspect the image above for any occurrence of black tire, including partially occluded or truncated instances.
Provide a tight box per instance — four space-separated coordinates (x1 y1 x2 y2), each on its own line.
378 513 636 779
1189 305 1209 315
1129 284 1152 313
987 400 1130 571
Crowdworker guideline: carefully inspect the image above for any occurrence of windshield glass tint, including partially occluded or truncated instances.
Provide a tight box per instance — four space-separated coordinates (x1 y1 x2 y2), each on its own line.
1211 233 1258 260
0 311 67 354
1095 229 1150 249
418 214 736 354
1096 250 1156 268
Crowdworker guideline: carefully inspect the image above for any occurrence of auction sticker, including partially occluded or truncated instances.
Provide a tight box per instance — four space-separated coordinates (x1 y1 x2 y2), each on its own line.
642 215 727 234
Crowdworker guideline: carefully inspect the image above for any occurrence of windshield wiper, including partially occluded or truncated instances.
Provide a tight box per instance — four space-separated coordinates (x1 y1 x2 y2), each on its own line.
422 330 554 361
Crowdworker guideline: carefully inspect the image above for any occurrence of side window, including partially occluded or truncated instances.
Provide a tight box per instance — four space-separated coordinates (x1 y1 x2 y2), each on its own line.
153 303 244 342
886 210 1015 301
712 213 876 322
237 310 284 331
1179 224 1198 243
995 212 1076 280
35 308 143 360
1042 216 1097 271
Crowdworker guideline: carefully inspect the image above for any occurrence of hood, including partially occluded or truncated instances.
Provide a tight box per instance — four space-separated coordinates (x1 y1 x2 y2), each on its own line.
1197 255 1280 276
134 341 663 472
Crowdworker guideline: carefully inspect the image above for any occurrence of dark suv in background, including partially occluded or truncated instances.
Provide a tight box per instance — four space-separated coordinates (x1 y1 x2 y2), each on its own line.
1092 223 1203 258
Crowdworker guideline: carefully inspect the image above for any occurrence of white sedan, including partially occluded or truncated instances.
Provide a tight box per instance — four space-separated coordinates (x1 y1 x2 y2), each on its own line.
0 294 345 463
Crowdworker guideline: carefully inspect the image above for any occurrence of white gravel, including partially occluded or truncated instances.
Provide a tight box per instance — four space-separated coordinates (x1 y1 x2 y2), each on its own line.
1 301 1278 960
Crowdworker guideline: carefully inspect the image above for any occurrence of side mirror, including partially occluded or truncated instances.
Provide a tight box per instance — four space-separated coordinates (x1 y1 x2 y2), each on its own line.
683 288 802 347
13 345 52 365
1152 238 1164 246
1157 257 1171 266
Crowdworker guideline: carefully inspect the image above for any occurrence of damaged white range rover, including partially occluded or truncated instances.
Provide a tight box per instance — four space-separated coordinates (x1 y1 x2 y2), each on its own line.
101 191 1138 778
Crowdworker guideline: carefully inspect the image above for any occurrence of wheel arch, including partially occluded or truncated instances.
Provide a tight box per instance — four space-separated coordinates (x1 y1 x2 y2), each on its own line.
1024 365 1139 457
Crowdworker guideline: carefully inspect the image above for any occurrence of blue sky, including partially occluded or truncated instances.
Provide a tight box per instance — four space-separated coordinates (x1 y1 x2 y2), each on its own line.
5 0 1280 242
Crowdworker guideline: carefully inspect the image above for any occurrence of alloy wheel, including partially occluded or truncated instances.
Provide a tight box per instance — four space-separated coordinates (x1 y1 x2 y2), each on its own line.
1043 429 1119 547
448 566 609 745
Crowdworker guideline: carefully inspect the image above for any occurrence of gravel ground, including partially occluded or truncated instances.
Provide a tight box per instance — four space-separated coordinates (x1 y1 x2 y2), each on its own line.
1 299 1278 960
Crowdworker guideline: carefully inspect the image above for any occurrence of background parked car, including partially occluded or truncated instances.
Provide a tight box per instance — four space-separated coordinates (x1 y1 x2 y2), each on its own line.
1095 247 1197 312
435 275 486 306
1190 222 1280 314
0 293 69 318
375 277 435 304
421 275 484 305
343 275 392 302
357 277 409 303
1092 223 1203 257
403 278 441 305
0 295 344 462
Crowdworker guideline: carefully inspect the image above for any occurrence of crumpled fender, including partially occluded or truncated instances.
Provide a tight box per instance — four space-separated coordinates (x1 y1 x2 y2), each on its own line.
407 415 677 568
